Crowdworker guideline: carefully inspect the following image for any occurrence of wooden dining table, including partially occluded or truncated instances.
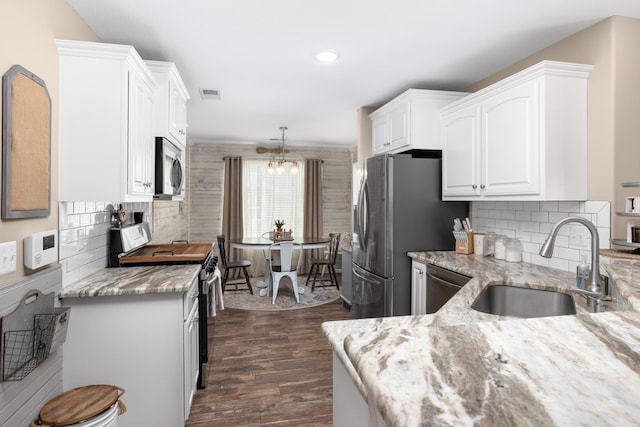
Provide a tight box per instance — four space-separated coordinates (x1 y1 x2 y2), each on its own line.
229 236 330 250
229 236 330 297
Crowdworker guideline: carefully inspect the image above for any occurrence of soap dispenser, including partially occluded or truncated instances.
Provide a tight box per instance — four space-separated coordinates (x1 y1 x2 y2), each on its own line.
576 254 590 289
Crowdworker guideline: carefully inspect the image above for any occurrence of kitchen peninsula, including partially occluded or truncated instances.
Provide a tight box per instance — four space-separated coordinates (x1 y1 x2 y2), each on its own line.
59 264 201 427
323 252 640 426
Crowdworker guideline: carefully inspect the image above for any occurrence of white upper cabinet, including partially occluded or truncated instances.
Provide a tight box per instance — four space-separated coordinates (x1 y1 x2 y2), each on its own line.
441 61 592 201
145 60 190 148
57 39 157 202
370 89 468 155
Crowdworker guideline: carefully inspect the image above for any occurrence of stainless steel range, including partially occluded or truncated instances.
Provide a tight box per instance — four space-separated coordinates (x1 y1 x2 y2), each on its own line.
108 222 216 389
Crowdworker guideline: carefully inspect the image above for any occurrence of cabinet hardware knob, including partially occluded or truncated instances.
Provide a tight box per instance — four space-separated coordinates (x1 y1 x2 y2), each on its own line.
472 184 477 189
480 184 486 189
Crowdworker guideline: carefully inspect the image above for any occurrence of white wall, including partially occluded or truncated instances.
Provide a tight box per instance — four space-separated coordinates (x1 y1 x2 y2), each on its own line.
0 1 99 423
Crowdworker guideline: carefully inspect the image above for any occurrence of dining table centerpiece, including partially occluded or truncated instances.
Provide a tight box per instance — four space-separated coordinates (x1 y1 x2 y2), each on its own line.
273 219 292 241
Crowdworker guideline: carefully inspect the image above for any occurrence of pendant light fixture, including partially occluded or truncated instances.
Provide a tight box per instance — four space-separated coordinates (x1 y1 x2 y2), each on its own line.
267 126 299 175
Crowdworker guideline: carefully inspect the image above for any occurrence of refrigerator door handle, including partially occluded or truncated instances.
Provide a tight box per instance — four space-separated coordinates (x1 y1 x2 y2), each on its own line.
361 179 369 251
353 266 372 283
357 177 367 251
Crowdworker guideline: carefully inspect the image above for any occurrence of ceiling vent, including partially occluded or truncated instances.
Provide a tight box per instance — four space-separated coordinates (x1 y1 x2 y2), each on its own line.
199 88 221 100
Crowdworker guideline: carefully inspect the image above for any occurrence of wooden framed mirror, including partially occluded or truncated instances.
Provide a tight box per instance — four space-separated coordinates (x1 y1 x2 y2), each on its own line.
2 65 51 219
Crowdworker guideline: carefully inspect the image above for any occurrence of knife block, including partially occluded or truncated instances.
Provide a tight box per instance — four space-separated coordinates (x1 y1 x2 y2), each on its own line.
454 231 474 254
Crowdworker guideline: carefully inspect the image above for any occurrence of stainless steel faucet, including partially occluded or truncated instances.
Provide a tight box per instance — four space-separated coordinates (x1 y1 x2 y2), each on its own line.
539 216 604 307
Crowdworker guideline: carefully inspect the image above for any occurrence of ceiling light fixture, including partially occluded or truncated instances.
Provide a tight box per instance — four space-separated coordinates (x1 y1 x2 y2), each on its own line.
315 49 339 62
267 126 299 175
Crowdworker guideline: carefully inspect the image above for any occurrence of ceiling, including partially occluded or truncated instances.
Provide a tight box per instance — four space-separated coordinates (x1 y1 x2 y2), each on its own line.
65 0 640 148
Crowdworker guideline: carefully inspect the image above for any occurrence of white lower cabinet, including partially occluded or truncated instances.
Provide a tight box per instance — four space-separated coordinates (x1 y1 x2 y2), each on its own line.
411 260 427 315
333 354 368 427
61 277 199 426
442 60 592 201
184 301 199 420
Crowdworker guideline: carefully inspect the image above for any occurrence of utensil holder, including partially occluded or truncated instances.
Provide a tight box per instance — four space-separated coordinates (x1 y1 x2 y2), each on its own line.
454 231 474 254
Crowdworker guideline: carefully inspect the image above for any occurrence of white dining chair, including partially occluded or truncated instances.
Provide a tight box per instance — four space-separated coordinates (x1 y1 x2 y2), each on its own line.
267 241 303 304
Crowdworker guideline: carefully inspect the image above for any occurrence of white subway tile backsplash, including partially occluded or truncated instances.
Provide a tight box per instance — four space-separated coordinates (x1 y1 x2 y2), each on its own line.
58 200 153 286
472 200 611 274
531 211 549 222
507 201 525 211
584 201 607 213
73 202 86 214
540 201 559 212
558 201 582 213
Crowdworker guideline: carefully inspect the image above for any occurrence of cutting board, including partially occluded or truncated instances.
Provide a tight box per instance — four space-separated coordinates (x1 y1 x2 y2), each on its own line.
119 242 213 265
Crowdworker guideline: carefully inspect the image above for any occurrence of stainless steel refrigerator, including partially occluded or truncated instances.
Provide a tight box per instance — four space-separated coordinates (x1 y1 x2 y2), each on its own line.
351 153 468 318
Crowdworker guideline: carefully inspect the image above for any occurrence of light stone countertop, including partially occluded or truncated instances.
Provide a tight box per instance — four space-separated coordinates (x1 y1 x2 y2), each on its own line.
59 264 201 298
322 252 640 426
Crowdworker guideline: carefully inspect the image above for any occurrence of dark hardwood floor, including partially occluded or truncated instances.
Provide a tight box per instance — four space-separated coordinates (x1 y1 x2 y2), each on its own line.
186 296 352 426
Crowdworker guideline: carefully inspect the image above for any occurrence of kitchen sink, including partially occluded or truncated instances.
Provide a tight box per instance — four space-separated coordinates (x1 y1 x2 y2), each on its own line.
471 283 576 318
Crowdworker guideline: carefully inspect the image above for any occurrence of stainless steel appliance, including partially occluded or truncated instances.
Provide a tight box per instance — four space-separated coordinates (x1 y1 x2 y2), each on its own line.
351 153 468 318
108 222 215 389
426 264 470 313
155 136 185 199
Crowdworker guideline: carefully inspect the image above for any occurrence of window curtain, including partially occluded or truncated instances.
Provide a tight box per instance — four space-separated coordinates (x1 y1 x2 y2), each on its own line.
242 159 305 276
222 156 245 278
302 159 323 273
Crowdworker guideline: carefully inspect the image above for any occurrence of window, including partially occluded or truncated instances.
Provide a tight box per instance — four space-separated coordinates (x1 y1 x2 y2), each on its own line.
242 159 305 237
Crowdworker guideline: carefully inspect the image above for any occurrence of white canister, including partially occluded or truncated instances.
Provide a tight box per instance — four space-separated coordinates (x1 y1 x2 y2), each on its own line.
473 233 485 255
484 232 497 256
494 235 507 260
505 238 522 263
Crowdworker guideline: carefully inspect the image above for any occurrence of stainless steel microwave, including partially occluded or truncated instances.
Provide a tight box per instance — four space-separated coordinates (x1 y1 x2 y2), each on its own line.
154 136 184 199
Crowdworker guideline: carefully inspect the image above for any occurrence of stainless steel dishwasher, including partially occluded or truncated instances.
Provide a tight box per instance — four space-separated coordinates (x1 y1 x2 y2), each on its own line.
426 264 471 313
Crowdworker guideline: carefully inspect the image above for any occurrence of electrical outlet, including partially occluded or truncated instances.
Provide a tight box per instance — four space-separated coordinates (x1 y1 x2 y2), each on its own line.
0 241 17 275
569 225 589 249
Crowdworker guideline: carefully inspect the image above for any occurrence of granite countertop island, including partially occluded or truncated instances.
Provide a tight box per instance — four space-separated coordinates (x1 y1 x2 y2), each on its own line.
59 264 201 298
322 252 640 426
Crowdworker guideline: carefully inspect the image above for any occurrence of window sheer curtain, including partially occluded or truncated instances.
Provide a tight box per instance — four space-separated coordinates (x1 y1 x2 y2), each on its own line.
242 159 305 275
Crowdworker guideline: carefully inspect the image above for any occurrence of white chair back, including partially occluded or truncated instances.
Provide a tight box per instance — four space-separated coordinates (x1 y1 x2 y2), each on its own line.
268 242 302 272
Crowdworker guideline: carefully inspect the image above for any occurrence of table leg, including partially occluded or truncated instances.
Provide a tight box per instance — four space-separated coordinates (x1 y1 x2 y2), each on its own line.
259 254 273 297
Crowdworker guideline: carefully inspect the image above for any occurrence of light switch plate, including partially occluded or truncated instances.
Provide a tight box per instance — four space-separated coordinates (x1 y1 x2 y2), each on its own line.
0 241 17 276
569 225 589 249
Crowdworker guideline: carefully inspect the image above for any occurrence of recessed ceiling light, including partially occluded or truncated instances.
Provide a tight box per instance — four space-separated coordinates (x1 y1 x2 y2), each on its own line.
315 49 339 62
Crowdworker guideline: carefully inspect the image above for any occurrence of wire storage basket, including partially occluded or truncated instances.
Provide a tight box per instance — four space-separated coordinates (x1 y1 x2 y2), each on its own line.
2 307 70 382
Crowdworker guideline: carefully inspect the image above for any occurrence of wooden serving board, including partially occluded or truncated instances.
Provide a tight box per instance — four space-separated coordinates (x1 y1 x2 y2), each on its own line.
118 243 213 265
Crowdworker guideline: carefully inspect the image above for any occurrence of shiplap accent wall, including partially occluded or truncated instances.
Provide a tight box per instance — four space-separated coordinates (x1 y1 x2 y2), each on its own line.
151 200 188 244
187 142 354 242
